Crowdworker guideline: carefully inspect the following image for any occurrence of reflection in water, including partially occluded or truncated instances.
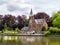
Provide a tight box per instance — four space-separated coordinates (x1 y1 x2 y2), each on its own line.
0 36 60 45
2 36 18 40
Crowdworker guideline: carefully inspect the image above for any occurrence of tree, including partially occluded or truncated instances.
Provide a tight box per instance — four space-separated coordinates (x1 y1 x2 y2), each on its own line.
17 15 25 29
21 15 26 19
34 12 50 22
3 14 27 30
52 11 60 20
52 11 60 27
0 15 4 30
3 14 16 30
25 19 29 26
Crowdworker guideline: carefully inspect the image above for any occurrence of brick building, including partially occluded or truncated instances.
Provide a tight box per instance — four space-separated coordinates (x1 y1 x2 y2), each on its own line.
21 9 48 34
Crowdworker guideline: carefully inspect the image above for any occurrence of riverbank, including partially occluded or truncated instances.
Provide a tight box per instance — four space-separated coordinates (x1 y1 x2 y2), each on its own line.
45 34 60 37
0 33 45 36
0 33 60 37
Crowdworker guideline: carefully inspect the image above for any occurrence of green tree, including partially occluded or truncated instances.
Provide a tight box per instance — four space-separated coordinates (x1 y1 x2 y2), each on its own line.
52 11 60 27
52 11 60 20
3 23 11 32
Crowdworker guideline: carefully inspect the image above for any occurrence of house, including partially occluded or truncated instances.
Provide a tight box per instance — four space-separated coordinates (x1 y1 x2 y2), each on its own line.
21 9 48 34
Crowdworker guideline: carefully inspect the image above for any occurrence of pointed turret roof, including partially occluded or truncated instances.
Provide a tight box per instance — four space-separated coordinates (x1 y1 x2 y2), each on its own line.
30 8 33 16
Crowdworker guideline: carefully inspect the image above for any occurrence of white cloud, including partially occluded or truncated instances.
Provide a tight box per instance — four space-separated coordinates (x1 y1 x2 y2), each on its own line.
0 0 60 17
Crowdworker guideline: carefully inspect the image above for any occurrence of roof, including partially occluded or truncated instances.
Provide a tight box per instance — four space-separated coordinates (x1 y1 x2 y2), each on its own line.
29 19 44 25
30 8 33 16
35 19 44 24
21 27 29 31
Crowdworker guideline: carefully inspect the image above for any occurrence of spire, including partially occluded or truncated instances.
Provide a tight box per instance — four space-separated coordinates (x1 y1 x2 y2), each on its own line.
30 8 33 16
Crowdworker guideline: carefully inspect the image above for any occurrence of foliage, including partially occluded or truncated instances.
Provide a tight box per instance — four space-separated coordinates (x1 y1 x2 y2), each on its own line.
0 14 27 31
42 26 46 31
1 22 21 33
49 27 59 34
45 27 60 35
4 23 11 31
49 27 59 31
34 12 50 22
52 11 60 27
0 31 2 33
15 27 21 33
52 17 60 27
45 31 51 35
52 11 60 20
25 19 29 26
3 15 16 27
17 15 26 29
56 29 60 35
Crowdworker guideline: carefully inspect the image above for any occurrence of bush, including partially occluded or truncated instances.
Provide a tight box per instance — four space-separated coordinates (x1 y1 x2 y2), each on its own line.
15 28 21 33
42 26 46 31
11 31 15 34
49 27 59 34
45 27 60 35
0 31 2 33
45 31 51 36
56 29 60 35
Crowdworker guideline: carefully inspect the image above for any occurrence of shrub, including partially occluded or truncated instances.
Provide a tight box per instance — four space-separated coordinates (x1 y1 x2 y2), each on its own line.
49 27 59 34
8 30 15 34
0 31 2 33
45 27 60 35
45 31 51 36
42 26 46 31
56 29 60 35
15 28 20 32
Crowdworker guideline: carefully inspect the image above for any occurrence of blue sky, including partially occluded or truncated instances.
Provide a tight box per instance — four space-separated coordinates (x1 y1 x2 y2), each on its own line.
0 0 60 17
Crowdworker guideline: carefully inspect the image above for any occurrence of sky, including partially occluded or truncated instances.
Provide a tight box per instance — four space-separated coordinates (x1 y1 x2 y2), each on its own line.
0 0 60 17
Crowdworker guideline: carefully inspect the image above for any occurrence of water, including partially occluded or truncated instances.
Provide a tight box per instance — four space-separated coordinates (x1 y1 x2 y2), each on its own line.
0 36 60 45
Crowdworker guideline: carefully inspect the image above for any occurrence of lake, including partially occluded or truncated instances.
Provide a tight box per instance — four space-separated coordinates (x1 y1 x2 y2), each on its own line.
0 36 60 45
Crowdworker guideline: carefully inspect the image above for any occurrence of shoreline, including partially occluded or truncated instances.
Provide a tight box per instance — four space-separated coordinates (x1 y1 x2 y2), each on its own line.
0 33 60 37
0 33 45 36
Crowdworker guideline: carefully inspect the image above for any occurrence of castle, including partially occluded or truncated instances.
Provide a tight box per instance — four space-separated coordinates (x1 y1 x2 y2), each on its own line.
21 9 48 34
